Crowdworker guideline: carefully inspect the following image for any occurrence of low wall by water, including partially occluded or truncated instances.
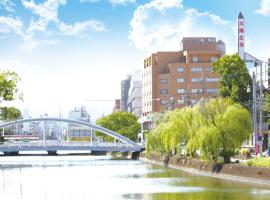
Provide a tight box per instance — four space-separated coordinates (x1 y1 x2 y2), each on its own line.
141 153 270 185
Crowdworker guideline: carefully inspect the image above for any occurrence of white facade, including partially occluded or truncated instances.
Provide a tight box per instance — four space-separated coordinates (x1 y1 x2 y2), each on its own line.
238 12 245 60
128 70 142 117
142 63 152 115
68 106 91 138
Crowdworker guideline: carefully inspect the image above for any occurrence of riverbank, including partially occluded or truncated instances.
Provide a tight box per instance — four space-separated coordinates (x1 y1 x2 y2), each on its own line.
140 153 270 186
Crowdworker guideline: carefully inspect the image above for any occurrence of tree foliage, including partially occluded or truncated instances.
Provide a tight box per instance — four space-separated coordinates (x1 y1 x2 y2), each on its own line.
146 98 252 163
96 111 140 141
0 71 21 102
0 107 22 121
212 54 252 105
263 93 270 125
0 70 22 121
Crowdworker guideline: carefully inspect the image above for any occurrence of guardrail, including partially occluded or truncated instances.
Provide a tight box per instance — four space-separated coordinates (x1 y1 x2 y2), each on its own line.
0 141 135 149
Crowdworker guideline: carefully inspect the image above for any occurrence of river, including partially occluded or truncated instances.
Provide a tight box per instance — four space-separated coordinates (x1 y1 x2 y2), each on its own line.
0 155 270 200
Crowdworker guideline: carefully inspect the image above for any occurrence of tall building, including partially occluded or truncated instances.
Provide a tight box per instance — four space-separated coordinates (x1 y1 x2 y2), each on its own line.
68 106 91 138
238 12 245 60
113 99 121 112
142 37 225 117
127 70 142 117
121 75 131 111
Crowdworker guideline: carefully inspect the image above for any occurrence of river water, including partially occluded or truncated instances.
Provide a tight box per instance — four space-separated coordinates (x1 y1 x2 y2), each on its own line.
0 155 270 200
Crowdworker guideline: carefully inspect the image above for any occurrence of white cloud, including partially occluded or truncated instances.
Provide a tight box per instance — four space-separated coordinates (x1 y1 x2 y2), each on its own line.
21 37 61 49
58 20 106 36
0 0 15 12
22 0 66 36
129 0 236 54
0 0 107 49
0 16 23 35
256 0 270 16
108 0 136 6
21 0 66 22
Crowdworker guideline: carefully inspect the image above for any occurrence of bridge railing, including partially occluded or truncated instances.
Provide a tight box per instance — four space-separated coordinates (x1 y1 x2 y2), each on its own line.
0 141 135 149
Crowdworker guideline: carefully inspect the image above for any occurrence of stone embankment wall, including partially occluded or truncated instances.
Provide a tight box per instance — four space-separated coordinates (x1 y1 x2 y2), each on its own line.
141 153 270 183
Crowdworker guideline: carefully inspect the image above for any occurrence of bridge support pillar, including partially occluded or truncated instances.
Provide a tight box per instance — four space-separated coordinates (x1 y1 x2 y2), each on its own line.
47 151 57 155
90 151 107 156
131 152 140 160
4 152 19 156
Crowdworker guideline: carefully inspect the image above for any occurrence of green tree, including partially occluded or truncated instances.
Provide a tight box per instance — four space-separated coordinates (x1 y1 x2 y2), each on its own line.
0 71 22 101
263 93 270 125
195 98 252 163
96 111 140 141
0 70 22 121
146 98 252 163
0 107 22 121
212 54 252 105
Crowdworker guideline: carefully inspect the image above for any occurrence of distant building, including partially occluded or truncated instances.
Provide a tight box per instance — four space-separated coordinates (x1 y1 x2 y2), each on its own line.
40 114 61 140
114 99 121 112
127 70 142 117
68 106 92 138
121 75 131 111
142 37 225 117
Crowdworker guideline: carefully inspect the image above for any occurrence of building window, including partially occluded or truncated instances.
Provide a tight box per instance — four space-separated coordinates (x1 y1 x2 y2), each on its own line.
160 88 168 94
192 56 199 63
207 67 213 72
191 67 202 72
191 78 202 83
207 88 218 93
177 67 184 72
160 99 170 105
177 89 185 94
191 89 203 93
210 56 217 62
177 99 185 104
206 78 219 83
208 38 215 43
160 79 168 84
199 38 205 44
177 78 184 83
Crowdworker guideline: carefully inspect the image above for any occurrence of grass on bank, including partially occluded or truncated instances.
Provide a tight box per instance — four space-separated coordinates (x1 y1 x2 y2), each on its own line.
244 157 270 168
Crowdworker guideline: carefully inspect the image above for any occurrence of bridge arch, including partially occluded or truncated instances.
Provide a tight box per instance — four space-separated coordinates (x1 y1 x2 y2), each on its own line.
0 117 142 151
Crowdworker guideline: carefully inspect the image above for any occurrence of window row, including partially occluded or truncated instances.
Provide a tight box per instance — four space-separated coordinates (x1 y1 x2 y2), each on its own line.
177 67 213 72
159 76 219 84
192 56 217 63
159 99 199 105
175 88 218 94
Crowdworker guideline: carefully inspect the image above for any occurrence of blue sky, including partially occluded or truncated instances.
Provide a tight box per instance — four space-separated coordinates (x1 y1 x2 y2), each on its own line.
0 0 270 120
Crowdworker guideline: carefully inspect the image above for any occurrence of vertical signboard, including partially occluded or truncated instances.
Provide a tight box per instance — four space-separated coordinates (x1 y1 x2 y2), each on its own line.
238 12 245 60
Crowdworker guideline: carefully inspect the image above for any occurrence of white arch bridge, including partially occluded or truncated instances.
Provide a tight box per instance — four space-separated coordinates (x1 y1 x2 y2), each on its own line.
0 118 144 158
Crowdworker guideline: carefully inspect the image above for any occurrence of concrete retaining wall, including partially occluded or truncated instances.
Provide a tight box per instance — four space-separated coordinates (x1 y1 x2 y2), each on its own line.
141 153 270 184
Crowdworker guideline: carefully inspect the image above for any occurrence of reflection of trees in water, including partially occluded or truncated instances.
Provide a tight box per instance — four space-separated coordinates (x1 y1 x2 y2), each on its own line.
144 164 268 200
150 191 255 200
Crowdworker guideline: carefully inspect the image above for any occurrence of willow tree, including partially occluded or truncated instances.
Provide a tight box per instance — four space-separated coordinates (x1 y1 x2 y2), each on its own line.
146 108 195 155
146 98 252 163
194 98 252 163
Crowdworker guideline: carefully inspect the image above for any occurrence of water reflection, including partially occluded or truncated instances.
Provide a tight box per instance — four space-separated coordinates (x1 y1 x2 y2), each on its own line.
0 156 270 200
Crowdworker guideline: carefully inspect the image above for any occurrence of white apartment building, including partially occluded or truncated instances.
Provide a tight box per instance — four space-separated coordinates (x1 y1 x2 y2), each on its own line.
127 70 143 117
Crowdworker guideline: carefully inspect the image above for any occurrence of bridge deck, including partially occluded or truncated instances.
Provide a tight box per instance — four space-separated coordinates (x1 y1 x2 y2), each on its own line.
0 141 143 153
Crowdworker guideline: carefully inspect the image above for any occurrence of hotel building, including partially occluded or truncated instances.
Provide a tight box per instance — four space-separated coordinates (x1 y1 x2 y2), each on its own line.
142 37 226 116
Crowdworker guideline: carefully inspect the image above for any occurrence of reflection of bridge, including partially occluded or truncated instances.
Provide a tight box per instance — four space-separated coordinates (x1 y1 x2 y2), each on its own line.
0 118 144 158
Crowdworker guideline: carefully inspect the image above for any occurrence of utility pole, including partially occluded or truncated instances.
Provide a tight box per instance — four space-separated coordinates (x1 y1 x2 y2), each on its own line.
259 61 263 157
253 72 257 149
